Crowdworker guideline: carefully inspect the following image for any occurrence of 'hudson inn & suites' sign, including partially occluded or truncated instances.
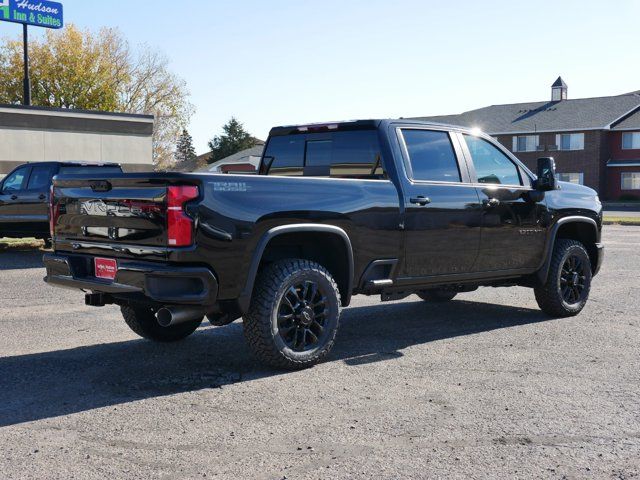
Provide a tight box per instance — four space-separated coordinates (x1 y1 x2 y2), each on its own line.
0 0 63 29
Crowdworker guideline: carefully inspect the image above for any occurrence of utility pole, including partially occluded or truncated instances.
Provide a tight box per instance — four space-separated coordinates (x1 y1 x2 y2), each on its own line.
23 23 31 106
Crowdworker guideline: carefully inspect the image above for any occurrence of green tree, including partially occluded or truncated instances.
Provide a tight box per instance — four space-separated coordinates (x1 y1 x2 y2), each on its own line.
175 129 197 164
0 24 194 168
0 24 128 110
208 117 256 164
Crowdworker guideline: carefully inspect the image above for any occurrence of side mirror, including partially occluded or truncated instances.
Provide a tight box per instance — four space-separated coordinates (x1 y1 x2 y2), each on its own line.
535 157 559 191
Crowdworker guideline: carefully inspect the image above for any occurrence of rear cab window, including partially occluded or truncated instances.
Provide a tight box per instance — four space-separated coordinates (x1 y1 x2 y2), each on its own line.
261 129 385 179
262 136 305 176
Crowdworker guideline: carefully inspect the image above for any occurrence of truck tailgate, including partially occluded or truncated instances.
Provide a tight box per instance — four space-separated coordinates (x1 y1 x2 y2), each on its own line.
51 174 200 253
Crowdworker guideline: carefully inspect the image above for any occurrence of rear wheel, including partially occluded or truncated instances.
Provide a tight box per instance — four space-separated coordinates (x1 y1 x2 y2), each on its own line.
243 259 341 370
418 289 457 302
121 304 202 342
534 239 592 317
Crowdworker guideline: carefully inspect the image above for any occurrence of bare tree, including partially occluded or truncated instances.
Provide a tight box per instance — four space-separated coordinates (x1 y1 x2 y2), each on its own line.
0 24 194 168
119 47 194 168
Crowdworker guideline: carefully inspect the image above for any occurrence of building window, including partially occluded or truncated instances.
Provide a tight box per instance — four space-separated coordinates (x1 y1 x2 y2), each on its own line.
512 135 539 152
558 172 584 185
621 172 640 190
556 133 584 151
622 132 640 150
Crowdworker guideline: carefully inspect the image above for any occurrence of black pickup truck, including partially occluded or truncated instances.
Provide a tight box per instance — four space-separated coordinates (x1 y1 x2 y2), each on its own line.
0 162 122 245
44 120 604 369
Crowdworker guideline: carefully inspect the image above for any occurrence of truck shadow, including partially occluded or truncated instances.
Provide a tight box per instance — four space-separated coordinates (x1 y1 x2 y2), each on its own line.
0 299 550 427
0 250 45 271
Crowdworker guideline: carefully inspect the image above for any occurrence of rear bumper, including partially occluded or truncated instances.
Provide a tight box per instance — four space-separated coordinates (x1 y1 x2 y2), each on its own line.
593 242 604 276
43 253 218 306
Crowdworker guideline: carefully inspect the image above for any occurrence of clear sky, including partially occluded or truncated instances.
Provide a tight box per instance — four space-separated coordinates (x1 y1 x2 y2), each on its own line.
3 0 639 154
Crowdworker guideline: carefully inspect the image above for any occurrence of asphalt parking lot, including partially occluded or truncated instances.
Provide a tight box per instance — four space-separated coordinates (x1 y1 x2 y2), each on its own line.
0 226 639 479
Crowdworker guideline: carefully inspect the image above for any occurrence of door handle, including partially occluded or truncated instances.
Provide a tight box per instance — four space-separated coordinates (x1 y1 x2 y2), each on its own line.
39 194 46 200
410 195 431 206
482 198 500 208
10 195 18 200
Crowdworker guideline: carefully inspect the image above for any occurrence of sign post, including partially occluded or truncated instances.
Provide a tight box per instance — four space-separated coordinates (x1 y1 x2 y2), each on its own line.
23 23 30 105
0 0 64 105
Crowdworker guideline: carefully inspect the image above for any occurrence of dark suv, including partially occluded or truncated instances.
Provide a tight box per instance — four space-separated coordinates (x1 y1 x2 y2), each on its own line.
0 162 123 244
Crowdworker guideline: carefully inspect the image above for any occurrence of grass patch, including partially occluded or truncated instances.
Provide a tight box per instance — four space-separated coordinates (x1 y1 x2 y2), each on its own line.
0 237 45 251
603 217 640 226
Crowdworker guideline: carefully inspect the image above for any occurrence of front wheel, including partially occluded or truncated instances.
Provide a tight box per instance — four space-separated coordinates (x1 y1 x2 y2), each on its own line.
534 239 592 317
121 304 202 342
243 259 341 370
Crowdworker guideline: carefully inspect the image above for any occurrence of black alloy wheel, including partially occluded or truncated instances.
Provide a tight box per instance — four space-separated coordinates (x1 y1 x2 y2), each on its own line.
243 259 341 369
534 239 592 317
277 281 329 352
560 254 587 305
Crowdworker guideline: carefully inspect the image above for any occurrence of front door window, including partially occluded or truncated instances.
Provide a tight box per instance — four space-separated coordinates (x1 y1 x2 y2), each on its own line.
463 135 522 186
2 167 29 192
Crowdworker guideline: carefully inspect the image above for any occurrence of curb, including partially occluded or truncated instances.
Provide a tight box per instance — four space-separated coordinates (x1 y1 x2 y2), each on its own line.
603 220 640 226
603 202 640 210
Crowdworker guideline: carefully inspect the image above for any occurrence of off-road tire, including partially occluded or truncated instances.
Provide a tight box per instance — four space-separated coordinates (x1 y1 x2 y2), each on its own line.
534 239 592 317
121 304 202 342
243 259 341 370
418 289 457 302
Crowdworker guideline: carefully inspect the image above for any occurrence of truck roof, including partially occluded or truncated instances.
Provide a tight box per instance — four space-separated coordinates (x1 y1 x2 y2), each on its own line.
269 118 478 136
23 161 122 168
269 120 380 136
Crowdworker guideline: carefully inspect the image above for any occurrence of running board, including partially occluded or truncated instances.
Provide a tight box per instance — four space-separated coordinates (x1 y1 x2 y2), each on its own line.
366 279 393 289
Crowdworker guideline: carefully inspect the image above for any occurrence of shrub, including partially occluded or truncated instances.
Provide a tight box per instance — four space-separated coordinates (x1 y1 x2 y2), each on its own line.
618 194 640 202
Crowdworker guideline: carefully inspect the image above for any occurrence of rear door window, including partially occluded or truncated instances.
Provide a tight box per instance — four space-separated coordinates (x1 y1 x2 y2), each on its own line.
27 165 56 191
401 129 462 182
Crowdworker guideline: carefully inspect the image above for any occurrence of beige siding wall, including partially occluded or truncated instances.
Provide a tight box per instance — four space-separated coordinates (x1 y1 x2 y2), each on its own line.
0 128 152 165
0 107 154 178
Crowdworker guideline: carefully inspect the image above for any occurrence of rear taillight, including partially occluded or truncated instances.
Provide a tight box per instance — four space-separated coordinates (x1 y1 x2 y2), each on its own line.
49 184 59 239
167 185 199 247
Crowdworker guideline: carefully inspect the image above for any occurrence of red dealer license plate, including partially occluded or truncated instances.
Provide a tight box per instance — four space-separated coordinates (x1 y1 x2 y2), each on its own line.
94 257 117 281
